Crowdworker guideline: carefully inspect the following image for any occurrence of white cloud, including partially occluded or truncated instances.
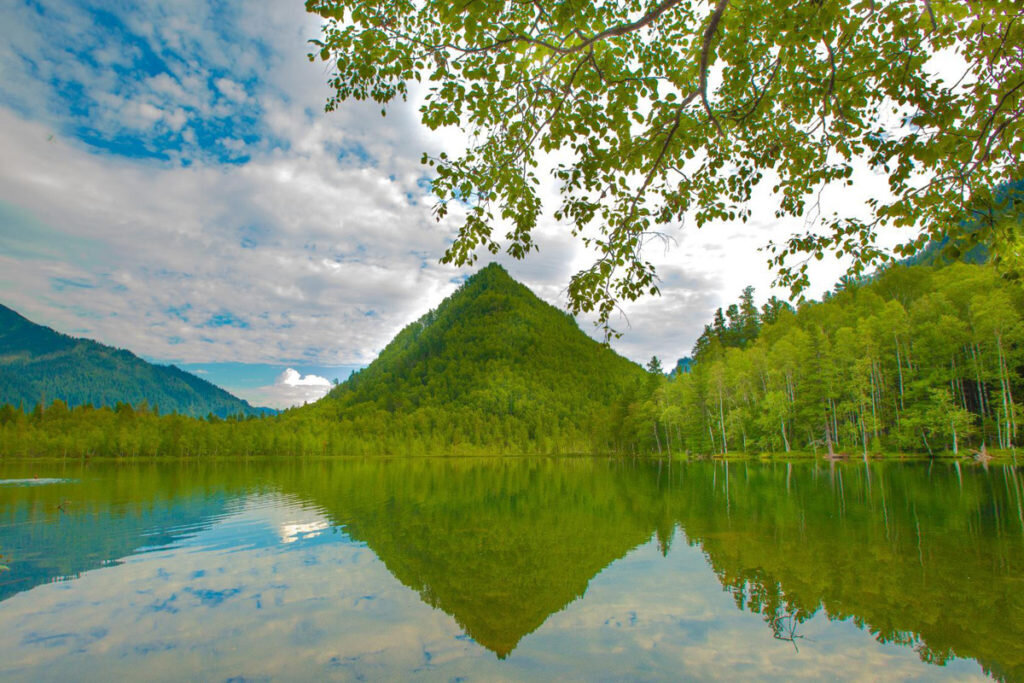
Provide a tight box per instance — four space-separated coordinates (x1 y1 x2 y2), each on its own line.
238 368 333 410
0 107 462 366
214 77 248 103
280 368 331 389
0 0 899 377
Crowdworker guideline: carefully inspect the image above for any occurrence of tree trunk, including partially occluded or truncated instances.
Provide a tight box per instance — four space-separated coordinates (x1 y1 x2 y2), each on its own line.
869 360 879 439
997 334 1016 445
972 343 988 418
830 398 840 448
859 405 868 462
825 406 835 457
718 386 728 455
895 336 906 411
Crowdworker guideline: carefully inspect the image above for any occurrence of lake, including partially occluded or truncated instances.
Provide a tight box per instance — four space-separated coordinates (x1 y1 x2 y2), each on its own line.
0 457 1021 681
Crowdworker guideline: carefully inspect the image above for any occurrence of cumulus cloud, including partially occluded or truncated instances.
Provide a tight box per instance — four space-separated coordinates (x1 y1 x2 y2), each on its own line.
238 368 333 410
0 0 882 376
279 368 331 390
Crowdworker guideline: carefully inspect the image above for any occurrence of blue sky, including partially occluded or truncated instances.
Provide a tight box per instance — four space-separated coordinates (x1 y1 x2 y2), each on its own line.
0 0 856 408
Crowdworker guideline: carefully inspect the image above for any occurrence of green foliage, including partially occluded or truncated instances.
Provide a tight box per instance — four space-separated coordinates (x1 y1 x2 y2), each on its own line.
0 265 644 457
0 304 269 419
628 263 1024 455
308 0 1024 331
302 263 647 454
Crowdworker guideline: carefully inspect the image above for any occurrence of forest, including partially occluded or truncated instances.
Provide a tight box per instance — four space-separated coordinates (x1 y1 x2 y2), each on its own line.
0 261 1021 459
0 265 645 457
619 262 1022 458
0 304 269 419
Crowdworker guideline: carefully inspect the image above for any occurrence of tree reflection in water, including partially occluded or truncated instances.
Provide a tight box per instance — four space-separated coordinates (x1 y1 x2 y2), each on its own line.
0 457 1020 679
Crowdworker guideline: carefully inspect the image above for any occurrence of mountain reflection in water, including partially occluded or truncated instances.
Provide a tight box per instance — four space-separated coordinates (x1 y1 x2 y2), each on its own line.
0 457 1019 681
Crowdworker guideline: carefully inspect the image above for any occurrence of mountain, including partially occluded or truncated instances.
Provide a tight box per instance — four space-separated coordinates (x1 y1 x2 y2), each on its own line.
898 234 990 267
672 357 694 375
301 263 647 454
0 303 271 418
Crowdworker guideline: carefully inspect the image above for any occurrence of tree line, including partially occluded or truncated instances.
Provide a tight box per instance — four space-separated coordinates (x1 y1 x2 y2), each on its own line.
1 262 1020 459
620 263 1022 457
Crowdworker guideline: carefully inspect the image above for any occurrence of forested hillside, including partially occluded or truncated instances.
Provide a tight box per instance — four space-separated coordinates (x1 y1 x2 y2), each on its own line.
625 263 1022 457
5 261 1019 459
0 303 270 419
294 263 647 454
0 264 646 456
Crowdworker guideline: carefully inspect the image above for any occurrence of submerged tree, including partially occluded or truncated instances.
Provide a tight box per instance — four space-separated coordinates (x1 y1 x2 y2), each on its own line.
308 0 1024 330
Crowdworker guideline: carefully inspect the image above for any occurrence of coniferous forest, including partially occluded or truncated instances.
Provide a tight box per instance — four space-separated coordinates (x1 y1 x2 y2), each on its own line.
0 261 1021 459
0 304 270 419
623 262 1021 458
6 3 1024 681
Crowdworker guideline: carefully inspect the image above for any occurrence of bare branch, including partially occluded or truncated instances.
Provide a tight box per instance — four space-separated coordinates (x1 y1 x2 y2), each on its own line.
452 0 686 56
969 77 1024 175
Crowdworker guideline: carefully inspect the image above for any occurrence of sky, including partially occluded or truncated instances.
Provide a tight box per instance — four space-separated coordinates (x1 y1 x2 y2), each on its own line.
0 0 862 409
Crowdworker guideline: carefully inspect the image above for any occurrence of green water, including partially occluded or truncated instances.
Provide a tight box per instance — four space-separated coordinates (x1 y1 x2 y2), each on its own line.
0 457 1020 681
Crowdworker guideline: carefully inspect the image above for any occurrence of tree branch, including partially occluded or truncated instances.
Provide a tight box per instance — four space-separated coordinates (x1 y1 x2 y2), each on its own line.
461 0 686 56
628 92 698 222
700 0 730 136
922 0 936 33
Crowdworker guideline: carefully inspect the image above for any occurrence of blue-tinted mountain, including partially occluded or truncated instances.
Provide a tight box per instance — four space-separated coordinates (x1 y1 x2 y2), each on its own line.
0 303 271 417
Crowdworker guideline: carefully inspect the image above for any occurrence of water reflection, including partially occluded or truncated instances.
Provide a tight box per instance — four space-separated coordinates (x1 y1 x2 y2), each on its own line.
271 458 668 658
0 458 1018 680
0 466 236 603
677 460 1024 681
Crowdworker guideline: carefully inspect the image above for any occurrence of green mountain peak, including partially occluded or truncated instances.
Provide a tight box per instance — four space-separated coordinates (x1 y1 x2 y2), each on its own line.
301 263 645 454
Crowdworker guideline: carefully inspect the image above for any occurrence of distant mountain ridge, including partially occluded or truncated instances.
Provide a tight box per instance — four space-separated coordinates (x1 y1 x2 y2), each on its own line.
0 303 272 418
301 263 646 454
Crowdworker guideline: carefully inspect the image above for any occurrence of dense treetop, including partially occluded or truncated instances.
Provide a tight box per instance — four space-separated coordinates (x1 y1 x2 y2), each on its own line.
308 0 1024 330
625 261 1023 456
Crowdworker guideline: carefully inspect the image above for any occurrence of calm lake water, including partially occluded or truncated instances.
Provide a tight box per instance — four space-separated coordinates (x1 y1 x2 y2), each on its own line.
0 457 1021 681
